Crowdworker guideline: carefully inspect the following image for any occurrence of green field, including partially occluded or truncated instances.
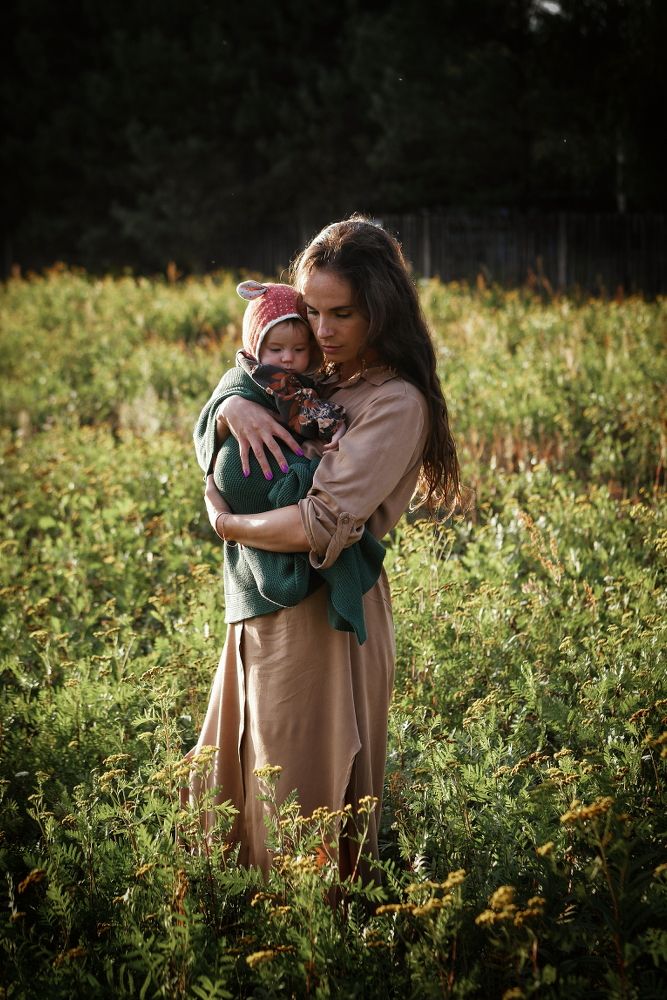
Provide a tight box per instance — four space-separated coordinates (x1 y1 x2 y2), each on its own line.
1 269 666 998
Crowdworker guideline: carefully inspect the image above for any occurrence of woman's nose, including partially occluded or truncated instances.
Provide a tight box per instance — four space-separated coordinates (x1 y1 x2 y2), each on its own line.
315 317 332 340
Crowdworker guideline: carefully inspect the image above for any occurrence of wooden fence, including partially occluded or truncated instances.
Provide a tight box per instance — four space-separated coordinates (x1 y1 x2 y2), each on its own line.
220 211 667 296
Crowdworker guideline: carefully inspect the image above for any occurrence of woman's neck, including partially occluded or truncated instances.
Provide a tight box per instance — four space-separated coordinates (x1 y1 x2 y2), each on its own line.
338 347 382 381
338 360 364 381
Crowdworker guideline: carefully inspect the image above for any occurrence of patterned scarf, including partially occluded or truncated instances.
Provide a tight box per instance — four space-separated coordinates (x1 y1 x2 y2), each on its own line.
236 350 346 443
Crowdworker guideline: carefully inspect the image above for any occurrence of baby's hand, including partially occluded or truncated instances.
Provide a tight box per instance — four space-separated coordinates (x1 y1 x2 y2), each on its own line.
322 424 346 453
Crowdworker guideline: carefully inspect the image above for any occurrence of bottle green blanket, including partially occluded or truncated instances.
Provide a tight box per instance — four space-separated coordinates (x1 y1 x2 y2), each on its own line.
193 367 385 644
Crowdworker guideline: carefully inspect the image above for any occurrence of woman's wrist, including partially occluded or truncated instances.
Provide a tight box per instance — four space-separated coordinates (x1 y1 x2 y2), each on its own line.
214 510 227 538
214 510 236 545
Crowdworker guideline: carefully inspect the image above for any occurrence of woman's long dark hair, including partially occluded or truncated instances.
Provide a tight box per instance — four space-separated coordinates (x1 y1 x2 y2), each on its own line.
290 215 460 512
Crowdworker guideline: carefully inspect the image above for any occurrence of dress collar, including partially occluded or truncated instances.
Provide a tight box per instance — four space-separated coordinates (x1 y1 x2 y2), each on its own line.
320 363 398 389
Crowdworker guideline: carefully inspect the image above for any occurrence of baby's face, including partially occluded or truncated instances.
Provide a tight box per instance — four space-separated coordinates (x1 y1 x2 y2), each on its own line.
258 321 314 374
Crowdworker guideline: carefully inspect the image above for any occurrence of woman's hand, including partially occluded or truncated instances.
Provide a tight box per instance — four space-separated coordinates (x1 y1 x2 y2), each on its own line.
204 475 231 539
322 423 346 453
218 396 304 479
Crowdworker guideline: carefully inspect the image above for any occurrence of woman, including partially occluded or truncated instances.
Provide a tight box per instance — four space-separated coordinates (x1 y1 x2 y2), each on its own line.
182 216 460 878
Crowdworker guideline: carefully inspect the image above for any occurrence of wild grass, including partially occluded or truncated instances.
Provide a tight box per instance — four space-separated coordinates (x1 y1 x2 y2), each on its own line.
1 269 665 998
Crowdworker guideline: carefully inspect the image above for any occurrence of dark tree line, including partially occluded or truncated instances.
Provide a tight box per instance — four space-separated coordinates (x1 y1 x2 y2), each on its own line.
2 0 666 273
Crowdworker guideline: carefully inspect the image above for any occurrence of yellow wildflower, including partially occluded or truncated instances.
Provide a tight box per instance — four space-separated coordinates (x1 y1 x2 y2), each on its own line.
53 947 86 967
246 950 276 968
99 768 125 786
135 863 155 878
18 869 47 893
250 892 278 907
253 765 283 780
441 868 466 890
103 753 131 766
375 902 415 916
560 796 614 824
489 885 516 910
514 906 544 927
406 880 441 894
412 898 445 917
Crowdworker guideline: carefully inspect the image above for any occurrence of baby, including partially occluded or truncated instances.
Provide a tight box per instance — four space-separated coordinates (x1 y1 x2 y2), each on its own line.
231 279 345 452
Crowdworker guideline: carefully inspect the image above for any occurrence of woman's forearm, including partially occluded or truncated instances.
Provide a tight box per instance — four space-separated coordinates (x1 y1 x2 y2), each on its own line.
205 472 309 552
222 505 310 552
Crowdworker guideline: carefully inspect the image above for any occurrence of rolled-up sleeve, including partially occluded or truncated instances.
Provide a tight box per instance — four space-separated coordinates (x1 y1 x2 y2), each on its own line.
298 382 427 569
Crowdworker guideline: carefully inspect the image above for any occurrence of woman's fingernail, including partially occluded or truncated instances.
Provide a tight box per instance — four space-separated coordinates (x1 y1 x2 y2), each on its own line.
280 464 288 473
243 469 250 478
264 471 273 480
295 448 304 456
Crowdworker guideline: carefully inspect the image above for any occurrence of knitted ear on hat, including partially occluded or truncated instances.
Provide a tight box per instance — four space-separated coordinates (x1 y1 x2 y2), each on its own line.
237 280 268 301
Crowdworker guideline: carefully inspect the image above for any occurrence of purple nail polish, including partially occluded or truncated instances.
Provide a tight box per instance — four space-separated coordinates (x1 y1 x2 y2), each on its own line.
295 448 304 457
280 464 288 473
265 471 273 480
243 469 250 478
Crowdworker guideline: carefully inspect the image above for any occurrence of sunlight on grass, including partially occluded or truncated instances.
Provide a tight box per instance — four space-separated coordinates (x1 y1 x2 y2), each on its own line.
1 269 665 997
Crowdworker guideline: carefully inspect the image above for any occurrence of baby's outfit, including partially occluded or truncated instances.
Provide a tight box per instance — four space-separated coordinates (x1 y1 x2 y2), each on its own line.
236 349 345 443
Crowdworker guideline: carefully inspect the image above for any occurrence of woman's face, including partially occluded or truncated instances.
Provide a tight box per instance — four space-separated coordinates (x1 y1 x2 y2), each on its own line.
301 268 369 379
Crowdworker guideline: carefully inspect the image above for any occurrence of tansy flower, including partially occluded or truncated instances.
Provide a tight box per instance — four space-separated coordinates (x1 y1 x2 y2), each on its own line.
560 796 614 824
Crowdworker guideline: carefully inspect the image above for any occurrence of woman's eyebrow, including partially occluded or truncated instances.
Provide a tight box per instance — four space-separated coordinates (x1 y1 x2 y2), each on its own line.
303 300 354 310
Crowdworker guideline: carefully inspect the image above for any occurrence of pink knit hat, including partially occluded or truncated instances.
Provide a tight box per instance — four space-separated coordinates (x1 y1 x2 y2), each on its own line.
237 280 307 358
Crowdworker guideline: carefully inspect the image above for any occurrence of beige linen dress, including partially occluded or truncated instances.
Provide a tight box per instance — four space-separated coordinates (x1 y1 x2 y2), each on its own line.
182 366 429 875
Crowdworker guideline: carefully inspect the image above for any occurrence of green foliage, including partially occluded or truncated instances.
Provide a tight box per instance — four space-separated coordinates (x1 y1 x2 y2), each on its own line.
1 270 665 997
421 280 667 492
0 267 240 434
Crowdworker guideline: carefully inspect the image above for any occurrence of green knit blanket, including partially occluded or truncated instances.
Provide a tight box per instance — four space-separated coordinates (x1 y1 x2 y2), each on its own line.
193 367 385 644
